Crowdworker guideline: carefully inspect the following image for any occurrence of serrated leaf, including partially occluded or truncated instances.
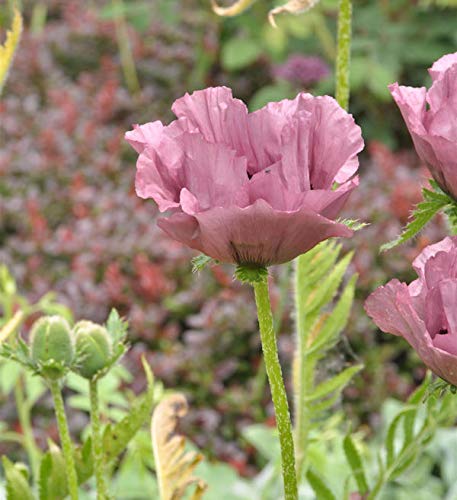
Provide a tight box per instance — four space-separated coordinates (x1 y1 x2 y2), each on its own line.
306 467 336 500
307 275 357 357
2 457 34 500
339 218 370 231
105 308 128 343
191 254 213 273
305 365 363 403
304 251 353 318
381 195 450 251
152 393 207 500
343 434 369 494
103 358 155 463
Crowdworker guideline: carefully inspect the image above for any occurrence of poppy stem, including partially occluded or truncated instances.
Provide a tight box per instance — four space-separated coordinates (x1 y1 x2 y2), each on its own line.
252 274 298 500
335 0 353 110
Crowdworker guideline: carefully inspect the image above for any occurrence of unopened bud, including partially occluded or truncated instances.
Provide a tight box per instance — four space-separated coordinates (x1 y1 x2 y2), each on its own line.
73 321 112 379
30 316 74 379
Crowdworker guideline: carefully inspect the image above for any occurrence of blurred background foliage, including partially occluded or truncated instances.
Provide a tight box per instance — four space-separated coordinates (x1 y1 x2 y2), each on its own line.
1 0 457 479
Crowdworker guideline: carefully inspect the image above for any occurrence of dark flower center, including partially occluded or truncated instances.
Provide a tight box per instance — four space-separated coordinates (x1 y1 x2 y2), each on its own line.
439 328 449 335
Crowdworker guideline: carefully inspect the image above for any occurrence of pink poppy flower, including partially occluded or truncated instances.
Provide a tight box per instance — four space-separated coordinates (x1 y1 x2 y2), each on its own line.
125 87 363 266
390 52 457 200
365 236 457 386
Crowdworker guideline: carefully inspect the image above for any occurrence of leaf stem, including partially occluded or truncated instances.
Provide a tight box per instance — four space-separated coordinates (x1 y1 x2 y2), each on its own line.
335 0 353 110
252 276 298 500
48 379 79 500
90 379 109 500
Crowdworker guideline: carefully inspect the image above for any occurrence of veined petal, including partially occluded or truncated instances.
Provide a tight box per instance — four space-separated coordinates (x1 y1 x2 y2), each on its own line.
429 52 457 81
158 199 351 266
171 87 253 163
125 121 164 154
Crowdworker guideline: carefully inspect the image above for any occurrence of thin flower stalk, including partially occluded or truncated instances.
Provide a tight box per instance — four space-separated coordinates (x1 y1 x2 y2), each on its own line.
90 379 109 500
335 0 353 110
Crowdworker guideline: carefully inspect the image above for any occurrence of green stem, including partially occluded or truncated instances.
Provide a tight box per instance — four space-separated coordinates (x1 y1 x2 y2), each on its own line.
14 379 40 481
49 379 79 500
252 277 298 500
335 0 353 110
293 255 315 481
90 380 109 500
113 0 140 96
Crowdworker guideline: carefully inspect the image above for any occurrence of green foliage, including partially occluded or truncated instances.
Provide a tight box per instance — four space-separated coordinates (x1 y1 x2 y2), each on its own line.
381 183 455 251
191 254 213 273
343 434 369 495
2 457 34 500
306 467 337 500
221 37 262 71
38 442 68 500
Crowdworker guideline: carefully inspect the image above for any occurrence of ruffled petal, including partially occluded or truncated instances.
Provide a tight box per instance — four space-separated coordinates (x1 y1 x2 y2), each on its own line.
412 236 457 280
423 248 457 290
135 143 183 211
429 52 457 81
365 279 416 338
178 133 249 211
125 121 164 154
171 87 253 163
158 199 352 266
303 96 363 189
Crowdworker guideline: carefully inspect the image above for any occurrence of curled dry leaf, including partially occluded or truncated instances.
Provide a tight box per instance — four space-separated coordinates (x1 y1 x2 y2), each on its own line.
269 0 320 27
0 311 24 344
0 8 23 94
210 0 257 17
151 393 207 500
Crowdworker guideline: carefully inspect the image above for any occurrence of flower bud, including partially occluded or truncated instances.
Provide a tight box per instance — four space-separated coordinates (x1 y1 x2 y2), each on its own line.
30 316 74 379
73 321 112 379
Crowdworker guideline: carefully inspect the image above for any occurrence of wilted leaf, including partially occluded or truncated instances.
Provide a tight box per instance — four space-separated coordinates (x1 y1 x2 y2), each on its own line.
151 393 207 500
0 9 23 94
269 0 320 27
0 311 24 344
211 0 257 17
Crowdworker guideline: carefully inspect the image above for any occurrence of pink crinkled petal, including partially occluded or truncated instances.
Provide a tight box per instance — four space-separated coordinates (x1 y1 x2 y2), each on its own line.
423 249 457 290
158 199 352 266
412 236 457 280
125 121 164 154
171 86 254 164
429 52 457 81
178 133 249 211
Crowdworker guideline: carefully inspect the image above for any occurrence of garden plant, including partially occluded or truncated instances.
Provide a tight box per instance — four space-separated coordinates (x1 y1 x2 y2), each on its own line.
2 1 457 499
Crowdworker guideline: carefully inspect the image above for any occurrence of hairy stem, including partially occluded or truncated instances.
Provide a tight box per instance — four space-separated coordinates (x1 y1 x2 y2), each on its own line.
335 0 353 110
90 380 109 500
253 277 298 500
49 379 79 500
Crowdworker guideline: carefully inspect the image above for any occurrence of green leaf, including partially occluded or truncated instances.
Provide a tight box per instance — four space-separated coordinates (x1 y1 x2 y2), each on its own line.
38 442 68 500
307 274 357 357
191 254 213 273
385 407 416 467
306 468 336 500
103 358 156 463
221 37 262 71
381 194 451 251
305 365 363 403
2 457 34 500
304 251 353 318
339 218 370 231
343 434 369 494
105 308 128 343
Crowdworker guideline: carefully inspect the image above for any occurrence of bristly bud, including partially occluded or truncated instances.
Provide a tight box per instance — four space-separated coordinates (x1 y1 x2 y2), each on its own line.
234 265 269 284
30 316 74 379
73 321 112 380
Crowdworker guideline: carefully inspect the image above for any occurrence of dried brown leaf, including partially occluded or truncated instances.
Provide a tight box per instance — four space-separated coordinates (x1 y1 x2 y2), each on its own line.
151 394 207 500
268 0 320 27
210 0 257 17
